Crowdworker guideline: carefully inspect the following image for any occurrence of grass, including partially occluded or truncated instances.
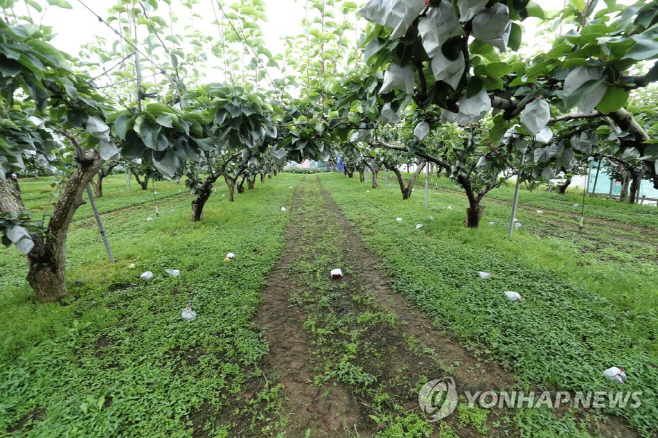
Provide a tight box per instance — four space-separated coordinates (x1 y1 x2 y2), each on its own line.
2 171 657 437
322 173 658 437
0 173 295 437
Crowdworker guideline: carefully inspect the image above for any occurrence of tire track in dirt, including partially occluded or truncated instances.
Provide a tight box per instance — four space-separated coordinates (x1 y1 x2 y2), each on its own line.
257 177 520 437
257 177 365 437
328 177 640 438
316 179 515 396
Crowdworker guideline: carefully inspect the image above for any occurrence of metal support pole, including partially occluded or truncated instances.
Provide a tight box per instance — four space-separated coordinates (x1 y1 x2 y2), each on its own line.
384 167 387 189
507 173 522 240
86 185 115 263
580 159 592 230
425 160 429 208
126 167 131 193
592 159 602 196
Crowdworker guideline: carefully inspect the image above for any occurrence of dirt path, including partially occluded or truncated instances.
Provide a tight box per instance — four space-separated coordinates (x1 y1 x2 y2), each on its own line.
256 176 516 437
256 178 364 437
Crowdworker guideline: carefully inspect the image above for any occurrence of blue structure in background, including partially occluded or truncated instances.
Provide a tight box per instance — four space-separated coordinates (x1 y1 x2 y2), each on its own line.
336 154 344 172
588 161 658 199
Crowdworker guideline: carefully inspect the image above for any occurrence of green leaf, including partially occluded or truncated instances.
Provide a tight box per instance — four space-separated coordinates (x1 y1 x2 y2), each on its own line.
170 52 178 69
645 61 658 85
114 113 132 140
509 23 522 52
137 17 157 26
485 62 513 76
441 38 463 61
564 78 606 110
47 0 72 9
27 0 43 12
624 31 658 61
595 87 629 114
466 76 483 98
145 103 175 114
364 38 386 62
0 58 21 77
139 120 161 150
525 1 545 19
490 115 508 143
156 114 173 128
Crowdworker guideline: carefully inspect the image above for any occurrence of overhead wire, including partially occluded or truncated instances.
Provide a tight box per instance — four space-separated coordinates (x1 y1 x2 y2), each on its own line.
88 52 133 83
212 0 284 105
76 0 208 110
209 0 238 97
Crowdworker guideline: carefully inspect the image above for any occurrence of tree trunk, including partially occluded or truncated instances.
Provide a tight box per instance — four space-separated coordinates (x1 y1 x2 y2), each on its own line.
558 177 571 194
247 176 256 190
358 167 365 182
619 171 630 202
457 174 486 228
26 149 104 302
347 169 354 178
629 173 642 204
465 205 485 228
392 162 426 200
372 170 378 188
0 174 25 216
273 169 278 176
225 175 236 202
134 173 149 190
94 175 103 197
268 171 272 179
392 168 413 200
260 173 265 184
191 188 211 222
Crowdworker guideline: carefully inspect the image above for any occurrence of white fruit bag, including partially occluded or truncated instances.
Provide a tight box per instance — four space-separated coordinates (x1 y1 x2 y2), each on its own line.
478 271 492 279
360 0 425 40
166 269 180 277
416 224 423 229
520 99 551 136
535 126 553 144
379 63 415 95
396 217 403 222
603 367 627 383
381 103 401 125
418 2 464 57
226 252 235 258
414 121 430 141
458 0 488 22
505 291 522 301
431 50 465 90
281 207 286 212
351 123 373 142
140 271 154 281
331 269 343 279
457 88 492 125
472 4 511 51
182 306 197 321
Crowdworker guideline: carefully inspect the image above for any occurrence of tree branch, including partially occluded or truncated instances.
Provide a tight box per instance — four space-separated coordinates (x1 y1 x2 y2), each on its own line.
550 111 602 122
